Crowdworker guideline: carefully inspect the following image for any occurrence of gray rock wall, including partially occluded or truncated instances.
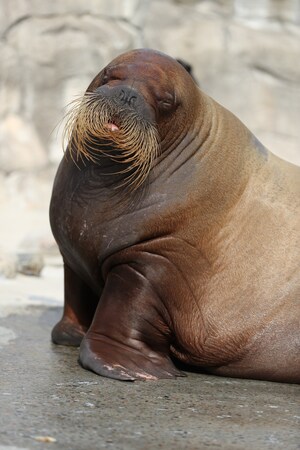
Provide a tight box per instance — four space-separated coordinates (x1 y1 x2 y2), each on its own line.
0 0 299 275
1 0 299 167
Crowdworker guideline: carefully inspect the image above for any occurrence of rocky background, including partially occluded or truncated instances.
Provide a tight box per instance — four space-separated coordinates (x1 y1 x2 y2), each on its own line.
0 0 299 278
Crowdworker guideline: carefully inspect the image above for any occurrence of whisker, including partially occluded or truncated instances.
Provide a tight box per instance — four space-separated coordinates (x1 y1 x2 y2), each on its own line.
63 92 160 191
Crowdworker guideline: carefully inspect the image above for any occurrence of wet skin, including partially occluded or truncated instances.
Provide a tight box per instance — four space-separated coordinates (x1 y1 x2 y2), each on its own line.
50 49 300 383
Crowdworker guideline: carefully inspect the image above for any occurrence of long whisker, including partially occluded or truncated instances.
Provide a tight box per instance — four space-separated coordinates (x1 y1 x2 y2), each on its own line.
63 92 160 191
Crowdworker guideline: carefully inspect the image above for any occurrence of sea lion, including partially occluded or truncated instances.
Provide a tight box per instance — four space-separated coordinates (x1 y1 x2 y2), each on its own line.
50 48 300 383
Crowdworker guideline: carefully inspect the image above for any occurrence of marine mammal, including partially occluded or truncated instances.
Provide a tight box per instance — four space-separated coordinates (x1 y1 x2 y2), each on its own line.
50 48 300 383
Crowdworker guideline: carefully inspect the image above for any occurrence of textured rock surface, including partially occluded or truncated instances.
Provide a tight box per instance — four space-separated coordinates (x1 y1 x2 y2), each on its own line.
16 252 44 276
0 0 299 276
0 115 47 172
0 252 17 279
0 272 299 449
1 0 299 165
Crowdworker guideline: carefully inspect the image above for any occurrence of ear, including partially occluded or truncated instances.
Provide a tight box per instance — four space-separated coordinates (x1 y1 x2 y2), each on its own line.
176 59 199 86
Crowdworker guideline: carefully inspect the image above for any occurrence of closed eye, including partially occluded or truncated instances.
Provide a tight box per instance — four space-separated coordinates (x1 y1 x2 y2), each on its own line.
157 93 175 112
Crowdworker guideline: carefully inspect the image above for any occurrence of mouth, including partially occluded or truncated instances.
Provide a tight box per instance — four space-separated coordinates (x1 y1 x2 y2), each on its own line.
104 122 119 132
64 93 160 191
104 115 120 132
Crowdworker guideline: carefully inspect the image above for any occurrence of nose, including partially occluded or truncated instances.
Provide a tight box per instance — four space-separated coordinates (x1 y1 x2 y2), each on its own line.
94 84 156 123
117 87 137 107
96 85 138 108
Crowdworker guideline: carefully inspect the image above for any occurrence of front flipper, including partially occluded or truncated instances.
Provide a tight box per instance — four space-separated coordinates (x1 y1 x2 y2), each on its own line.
52 263 98 347
79 264 183 381
52 316 86 347
80 334 182 381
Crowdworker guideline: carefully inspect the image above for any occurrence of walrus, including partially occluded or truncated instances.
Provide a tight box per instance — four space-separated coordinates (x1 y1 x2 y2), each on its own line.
50 48 300 383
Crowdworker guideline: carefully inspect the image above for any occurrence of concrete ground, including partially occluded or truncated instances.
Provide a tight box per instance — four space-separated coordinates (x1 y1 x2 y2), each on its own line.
0 265 299 450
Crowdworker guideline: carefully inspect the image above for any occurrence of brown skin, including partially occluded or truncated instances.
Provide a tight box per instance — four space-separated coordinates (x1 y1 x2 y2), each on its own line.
50 49 300 383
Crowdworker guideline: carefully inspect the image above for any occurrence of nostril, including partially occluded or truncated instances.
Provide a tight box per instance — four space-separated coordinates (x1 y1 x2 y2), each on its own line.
119 89 126 101
96 85 140 109
129 96 137 107
118 89 137 107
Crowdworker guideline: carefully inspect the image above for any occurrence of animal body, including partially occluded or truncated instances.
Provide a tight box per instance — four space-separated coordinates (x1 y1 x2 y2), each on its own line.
50 49 300 383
